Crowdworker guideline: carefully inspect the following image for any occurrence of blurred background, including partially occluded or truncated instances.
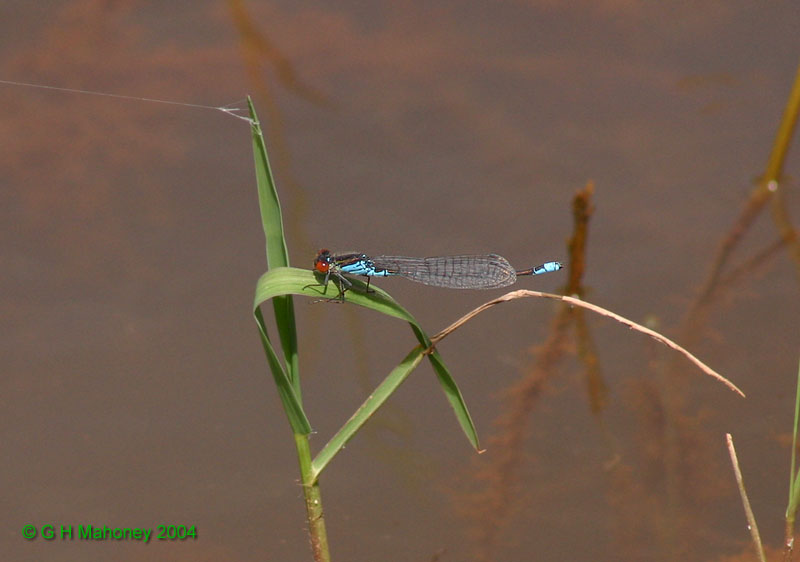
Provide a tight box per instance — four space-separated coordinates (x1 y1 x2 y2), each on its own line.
3 2 800 561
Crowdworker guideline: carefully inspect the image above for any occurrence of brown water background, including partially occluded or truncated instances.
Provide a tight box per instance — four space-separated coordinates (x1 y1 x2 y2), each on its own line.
3 2 800 561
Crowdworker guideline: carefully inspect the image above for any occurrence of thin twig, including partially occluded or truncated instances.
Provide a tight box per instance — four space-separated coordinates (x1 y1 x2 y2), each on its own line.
726 433 767 562
428 290 744 397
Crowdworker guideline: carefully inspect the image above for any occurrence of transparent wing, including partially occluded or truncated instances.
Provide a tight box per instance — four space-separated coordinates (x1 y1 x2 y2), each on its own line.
370 254 517 289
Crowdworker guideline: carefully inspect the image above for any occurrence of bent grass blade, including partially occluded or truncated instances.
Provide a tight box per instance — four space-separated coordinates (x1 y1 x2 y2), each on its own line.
428 289 744 397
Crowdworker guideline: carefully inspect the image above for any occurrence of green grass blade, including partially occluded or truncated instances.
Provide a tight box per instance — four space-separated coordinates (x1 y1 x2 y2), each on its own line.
254 266 483 468
787 358 800 518
426 350 481 451
403 322 480 450
248 96 290 269
254 267 417 323
254 306 312 435
247 97 300 392
310 346 427 481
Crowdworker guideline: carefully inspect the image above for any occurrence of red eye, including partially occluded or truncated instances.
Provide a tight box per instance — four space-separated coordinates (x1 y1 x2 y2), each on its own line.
314 249 332 273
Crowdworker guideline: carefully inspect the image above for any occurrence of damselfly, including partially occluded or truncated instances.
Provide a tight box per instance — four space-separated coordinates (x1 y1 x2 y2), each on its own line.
312 249 562 300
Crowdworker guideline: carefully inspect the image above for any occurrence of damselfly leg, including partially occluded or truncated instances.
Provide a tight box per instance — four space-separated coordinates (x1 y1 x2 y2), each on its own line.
309 269 351 303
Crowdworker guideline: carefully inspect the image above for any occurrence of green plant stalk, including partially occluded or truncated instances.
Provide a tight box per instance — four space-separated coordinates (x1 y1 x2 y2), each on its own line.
296 433 331 562
248 98 330 561
785 359 800 544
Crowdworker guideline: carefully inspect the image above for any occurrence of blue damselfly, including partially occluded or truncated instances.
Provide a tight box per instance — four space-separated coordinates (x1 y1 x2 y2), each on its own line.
312 249 561 300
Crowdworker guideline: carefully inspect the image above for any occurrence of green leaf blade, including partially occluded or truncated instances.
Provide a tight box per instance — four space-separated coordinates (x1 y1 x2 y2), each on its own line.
254 306 312 434
310 346 427 481
248 98 302 401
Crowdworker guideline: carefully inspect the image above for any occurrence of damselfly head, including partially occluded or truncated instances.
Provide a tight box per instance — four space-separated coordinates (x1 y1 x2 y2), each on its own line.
313 249 333 273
